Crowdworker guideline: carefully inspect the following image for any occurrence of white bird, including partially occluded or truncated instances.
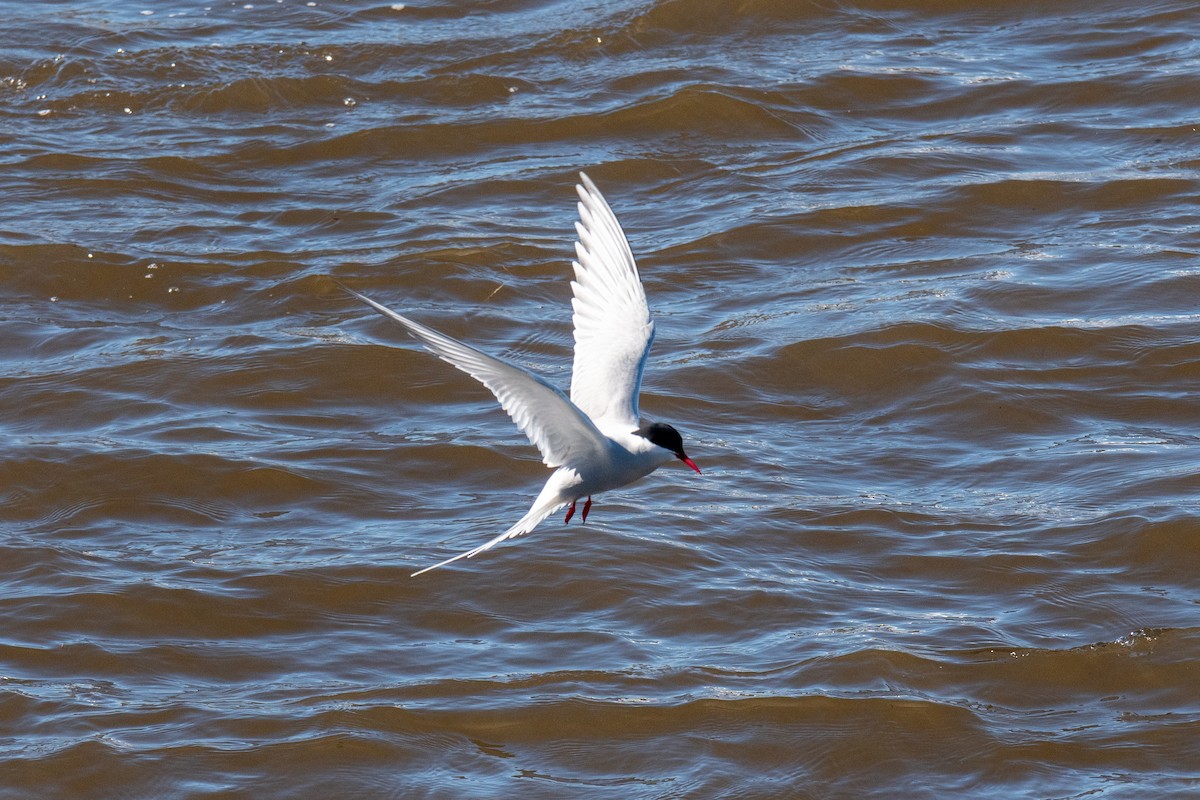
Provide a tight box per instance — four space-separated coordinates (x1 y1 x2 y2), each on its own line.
342 172 700 576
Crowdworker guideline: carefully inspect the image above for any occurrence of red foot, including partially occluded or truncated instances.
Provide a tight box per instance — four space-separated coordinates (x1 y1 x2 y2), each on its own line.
564 500 576 524
582 496 592 523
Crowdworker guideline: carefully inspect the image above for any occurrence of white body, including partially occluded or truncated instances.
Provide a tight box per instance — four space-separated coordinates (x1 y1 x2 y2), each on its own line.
537 424 678 516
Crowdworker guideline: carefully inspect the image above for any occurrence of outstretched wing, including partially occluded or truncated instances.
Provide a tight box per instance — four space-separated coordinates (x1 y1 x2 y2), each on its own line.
569 172 655 428
341 283 608 469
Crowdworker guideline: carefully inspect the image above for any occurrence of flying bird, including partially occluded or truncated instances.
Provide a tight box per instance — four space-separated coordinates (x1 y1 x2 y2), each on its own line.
342 172 700 575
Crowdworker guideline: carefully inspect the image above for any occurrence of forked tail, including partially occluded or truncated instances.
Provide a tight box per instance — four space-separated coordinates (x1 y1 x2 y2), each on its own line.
410 497 566 576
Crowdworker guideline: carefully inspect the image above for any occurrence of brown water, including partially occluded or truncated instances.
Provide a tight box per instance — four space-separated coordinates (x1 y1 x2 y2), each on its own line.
2 1 1199 797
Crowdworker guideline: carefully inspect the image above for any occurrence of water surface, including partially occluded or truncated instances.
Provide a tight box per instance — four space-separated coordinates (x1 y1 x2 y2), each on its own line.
1 0 1198 797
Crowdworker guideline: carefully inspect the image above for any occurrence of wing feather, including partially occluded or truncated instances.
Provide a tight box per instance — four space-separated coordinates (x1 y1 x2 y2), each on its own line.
340 283 608 469
569 173 654 428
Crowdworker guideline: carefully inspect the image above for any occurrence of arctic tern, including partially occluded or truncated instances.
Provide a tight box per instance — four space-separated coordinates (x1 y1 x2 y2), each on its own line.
342 173 700 575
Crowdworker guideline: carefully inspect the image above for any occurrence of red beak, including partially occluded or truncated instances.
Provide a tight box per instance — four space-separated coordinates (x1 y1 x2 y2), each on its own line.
677 454 701 474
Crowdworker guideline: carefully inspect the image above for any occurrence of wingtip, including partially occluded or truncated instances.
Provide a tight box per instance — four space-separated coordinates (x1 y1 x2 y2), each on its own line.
577 170 598 195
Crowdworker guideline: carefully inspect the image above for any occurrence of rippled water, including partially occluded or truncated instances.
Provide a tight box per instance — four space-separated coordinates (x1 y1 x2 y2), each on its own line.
2 0 1199 797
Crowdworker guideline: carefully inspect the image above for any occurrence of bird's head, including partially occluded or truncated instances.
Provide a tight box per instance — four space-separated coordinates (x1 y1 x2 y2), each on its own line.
635 421 701 474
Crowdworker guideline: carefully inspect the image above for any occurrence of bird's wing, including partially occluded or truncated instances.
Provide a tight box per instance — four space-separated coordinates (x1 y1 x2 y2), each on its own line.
569 172 655 429
341 284 609 469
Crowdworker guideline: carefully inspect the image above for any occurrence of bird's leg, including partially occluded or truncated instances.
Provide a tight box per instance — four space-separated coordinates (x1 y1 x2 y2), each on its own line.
564 500 577 524
582 496 592 523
